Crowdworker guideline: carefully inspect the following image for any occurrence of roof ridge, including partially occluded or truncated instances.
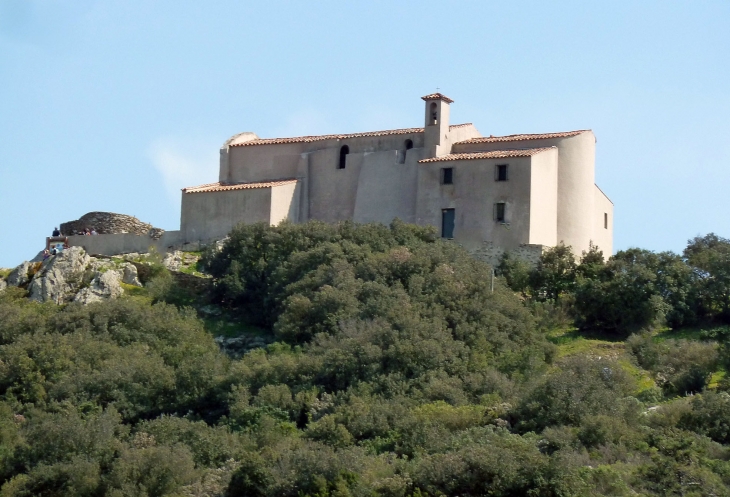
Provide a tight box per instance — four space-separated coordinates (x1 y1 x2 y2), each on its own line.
455 130 590 145
229 124 474 147
182 179 298 193
419 147 556 163
421 92 455 104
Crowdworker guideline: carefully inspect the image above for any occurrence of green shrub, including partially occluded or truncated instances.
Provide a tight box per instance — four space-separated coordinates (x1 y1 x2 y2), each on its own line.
514 356 636 432
678 391 730 444
627 334 717 395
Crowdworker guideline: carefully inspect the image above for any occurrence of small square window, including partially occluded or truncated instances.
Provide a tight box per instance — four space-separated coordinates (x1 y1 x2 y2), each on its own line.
495 164 508 181
495 202 506 223
441 167 453 185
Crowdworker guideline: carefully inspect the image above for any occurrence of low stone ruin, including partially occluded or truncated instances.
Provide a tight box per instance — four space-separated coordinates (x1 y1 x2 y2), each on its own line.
60 212 164 239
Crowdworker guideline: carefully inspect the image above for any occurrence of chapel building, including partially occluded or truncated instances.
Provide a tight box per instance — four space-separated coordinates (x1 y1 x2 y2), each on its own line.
180 93 613 263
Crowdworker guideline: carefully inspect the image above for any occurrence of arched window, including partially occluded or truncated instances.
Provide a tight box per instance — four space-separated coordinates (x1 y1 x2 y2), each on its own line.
429 102 438 125
398 139 414 164
338 145 349 169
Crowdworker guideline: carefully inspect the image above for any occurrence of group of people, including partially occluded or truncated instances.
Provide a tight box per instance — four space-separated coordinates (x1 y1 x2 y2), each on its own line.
51 227 99 236
45 225 98 260
43 243 68 259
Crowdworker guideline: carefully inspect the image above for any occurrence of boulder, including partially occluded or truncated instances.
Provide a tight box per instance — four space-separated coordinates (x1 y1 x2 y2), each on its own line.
0 278 6 292
163 251 183 271
6 261 32 287
74 270 123 304
28 247 90 303
121 263 142 287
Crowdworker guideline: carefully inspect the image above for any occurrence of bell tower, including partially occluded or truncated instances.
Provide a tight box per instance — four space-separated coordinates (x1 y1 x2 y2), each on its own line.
422 93 453 158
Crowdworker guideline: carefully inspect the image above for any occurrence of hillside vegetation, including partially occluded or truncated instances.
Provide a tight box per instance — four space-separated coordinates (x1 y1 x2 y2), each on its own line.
2 221 730 496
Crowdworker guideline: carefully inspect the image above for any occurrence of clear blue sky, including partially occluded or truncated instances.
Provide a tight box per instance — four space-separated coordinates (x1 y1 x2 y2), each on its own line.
1 0 728 268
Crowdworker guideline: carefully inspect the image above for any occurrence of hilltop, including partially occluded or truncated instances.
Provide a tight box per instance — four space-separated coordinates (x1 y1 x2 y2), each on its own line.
1 221 730 496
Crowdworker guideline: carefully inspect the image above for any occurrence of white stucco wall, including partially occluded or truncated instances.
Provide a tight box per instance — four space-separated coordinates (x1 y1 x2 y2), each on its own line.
593 184 614 256
353 148 424 224
180 187 271 242
226 134 426 185
452 131 597 254
270 181 301 225
307 146 361 222
227 143 305 184
528 149 559 246
415 155 535 252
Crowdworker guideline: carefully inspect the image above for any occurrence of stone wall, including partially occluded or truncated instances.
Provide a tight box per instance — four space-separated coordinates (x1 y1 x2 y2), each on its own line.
471 241 545 268
60 212 164 239
65 231 187 257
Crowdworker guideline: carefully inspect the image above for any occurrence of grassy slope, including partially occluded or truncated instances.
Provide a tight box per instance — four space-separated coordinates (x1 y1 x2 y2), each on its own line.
548 325 726 400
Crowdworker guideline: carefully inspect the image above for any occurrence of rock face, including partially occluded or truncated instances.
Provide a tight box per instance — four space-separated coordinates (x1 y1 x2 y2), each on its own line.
75 270 123 304
60 212 164 239
28 247 90 303
6 262 32 287
163 251 201 272
4 247 142 304
5 247 205 305
163 251 184 271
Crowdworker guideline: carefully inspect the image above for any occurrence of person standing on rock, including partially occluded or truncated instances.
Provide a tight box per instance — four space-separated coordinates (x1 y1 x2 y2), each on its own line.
52 227 60 236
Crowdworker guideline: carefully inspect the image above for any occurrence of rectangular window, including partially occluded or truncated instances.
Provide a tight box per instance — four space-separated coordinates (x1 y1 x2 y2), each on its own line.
495 164 508 181
495 202 506 223
441 208 455 238
604 213 608 229
441 167 453 185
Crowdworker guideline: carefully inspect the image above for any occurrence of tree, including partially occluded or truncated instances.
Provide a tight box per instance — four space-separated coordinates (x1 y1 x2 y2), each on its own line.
612 248 699 327
684 233 730 321
529 244 577 301
573 252 672 334
497 251 531 296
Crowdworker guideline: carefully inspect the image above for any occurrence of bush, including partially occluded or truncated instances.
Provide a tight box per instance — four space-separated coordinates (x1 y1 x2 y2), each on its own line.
678 391 730 444
529 243 577 302
514 356 636 432
573 258 670 334
627 334 717 395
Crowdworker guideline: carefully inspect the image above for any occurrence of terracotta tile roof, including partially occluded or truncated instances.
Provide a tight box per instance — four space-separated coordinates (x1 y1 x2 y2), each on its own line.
448 123 474 129
229 124 472 147
182 179 297 194
421 92 455 104
456 130 589 144
418 147 556 163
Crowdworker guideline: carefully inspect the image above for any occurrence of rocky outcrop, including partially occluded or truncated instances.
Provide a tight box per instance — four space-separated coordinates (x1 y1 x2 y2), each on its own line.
162 251 200 271
60 212 164 239
74 270 124 304
163 251 184 271
28 247 90 303
5 248 205 305
6 262 32 287
4 247 144 304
